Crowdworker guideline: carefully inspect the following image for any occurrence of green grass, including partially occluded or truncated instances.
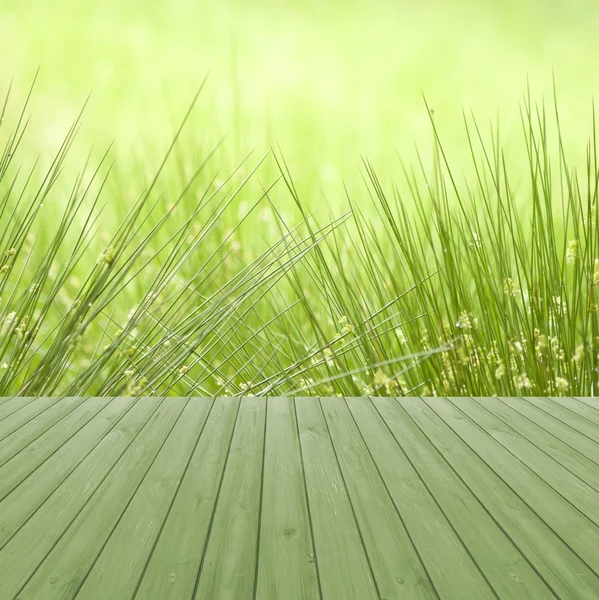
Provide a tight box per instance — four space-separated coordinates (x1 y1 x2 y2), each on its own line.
1 78 599 397
3 0 599 396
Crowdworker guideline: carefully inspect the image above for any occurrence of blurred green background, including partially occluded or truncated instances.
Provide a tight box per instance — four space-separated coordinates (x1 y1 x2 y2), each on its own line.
1 0 599 397
2 0 599 194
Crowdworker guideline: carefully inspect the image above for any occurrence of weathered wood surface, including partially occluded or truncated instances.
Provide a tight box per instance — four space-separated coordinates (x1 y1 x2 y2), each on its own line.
0 395 598 599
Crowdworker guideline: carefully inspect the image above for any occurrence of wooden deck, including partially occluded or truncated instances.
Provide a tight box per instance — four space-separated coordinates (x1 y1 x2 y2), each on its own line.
0 396 598 599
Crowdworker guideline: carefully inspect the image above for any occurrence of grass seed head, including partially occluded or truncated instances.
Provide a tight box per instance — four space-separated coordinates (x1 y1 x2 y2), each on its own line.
503 278 520 296
565 239 579 264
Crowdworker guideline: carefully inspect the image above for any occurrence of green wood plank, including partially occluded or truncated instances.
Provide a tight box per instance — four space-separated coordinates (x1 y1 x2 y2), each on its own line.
522 397 599 444
497 396 599 461
134 397 240 600
0 396 88 467
321 397 437 599
571 397 599 412
544 396 599 425
0 396 36 420
370 396 549 600
424 397 599 577
473 397 599 492
0 396 61 441
0 396 113 502
295 396 378 600
449 396 599 525
400 396 599 599
0 394 17 408
347 396 491 600
76 397 213 600
193 395 266 600
255 396 320 600
0 396 162 599
15 396 187 600
0 397 134 549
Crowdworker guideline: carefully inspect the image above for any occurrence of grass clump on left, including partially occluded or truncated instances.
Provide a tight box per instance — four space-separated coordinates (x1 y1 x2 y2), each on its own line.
0 81 440 398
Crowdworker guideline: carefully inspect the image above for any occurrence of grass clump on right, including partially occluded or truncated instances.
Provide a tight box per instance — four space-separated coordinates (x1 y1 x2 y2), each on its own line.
358 93 599 397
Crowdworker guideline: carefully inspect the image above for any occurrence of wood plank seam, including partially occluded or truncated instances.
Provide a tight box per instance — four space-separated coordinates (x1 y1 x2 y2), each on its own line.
396 397 598 599
9 396 167 596
0 396 121 502
468 396 599 495
495 396 599 466
0 394 30 418
1 397 599 599
318 397 383 600
402 397 584 598
252 396 269 600
570 397 599 413
521 397 599 442
191 397 243 599
447 397 599 529
130 396 241 599
494 397 599 470
0 396 64 442
129 397 216 599
67 397 192 598
0 396 93 469
429 397 599 581
545 396 599 424
383 397 502 599
292 397 324 600
346 397 440 599
0 397 142 551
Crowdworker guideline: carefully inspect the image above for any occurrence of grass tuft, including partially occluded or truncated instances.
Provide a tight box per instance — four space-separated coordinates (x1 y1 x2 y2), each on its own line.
1 80 598 397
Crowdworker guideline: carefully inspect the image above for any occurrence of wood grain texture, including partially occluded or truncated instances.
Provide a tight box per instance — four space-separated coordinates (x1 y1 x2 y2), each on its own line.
255 396 319 600
0 395 37 421
0 397 162 599
0 396 597 599
322 397 437 599
450 396 599 523
472 397 599 492
522 396 599 445
295 396 378 600
134 397 240 600
0 397 88 465
0 396 60 441
571 396 599 412
15 397 185 600
193 395 267 600
0 396 113 500
545 395 599 425
372 396 555 600
0 397 131 541
77 397 212 600
400 397 599 599
498 395 599 461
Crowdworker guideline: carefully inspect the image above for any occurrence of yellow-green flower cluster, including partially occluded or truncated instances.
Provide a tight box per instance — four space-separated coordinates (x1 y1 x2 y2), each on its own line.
513 373 534 390
503 278 520 297
373 368 402 395
565 239 579 264
554 376 569 392
337 315 354 335
126 375 148 396
99 247 116 265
